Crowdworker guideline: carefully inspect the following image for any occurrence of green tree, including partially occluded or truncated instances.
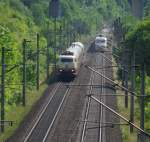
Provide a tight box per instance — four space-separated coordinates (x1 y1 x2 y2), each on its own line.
125 19 150 67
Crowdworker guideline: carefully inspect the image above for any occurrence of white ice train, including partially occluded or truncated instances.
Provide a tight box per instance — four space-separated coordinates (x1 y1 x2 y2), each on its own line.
95 36 107 52
57 42 85 75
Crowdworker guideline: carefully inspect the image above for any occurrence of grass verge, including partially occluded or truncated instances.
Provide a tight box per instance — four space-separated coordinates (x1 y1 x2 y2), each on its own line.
0 83 48 142
113 56 140 142
117 90 140 142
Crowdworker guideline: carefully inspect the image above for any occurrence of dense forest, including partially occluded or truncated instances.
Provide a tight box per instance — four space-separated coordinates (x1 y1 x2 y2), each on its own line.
0 0 124 111
114 0 150 140
0 0 126 140
0 0 150 141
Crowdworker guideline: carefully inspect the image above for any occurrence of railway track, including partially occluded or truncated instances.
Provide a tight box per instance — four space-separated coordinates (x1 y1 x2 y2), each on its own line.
21 43 122 142
79 52 107 142
8 40 122 142
44 51 93 142
80 63 94 142
23 80 73 142
98 53 105 142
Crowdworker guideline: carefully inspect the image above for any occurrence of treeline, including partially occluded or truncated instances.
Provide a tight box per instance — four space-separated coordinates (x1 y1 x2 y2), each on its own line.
114 0 150 133
0 0 125 126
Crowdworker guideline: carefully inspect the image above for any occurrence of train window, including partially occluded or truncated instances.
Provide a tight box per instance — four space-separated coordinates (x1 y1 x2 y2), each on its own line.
100 39 106 43
61 51 74 55
95 40 101 43
61 58 73 62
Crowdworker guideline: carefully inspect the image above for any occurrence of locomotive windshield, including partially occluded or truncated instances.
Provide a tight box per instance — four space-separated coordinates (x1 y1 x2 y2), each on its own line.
61 58 73 62
95 40 101 43
95 39 106 43
100 39 106 43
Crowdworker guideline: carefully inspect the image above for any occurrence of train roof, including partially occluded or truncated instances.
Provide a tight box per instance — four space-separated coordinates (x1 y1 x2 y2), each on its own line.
95 36 107 40
60 42 84 58
71 42 84 48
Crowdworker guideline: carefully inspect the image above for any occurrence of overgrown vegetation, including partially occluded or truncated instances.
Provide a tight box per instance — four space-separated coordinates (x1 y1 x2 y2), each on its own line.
0 0 125 109
0 0 149 141
124 17 150 133
114 0 150 141
0 0 127 141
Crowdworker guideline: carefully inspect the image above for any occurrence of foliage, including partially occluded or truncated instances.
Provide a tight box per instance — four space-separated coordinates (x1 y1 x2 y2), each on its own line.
116 0 150 136
144 0 150 17
0 0 132 111
125 19 150 66
0 25 12 48
0 0 131 140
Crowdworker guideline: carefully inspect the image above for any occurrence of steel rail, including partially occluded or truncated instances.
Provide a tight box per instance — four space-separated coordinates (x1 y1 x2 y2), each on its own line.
67 65 91 142
42 65 84 141
101 53 112 63
80 97 91 142
102 55 106 141
80 68 94 142
98 53 106 142
65 83 148 97
85 65 137 96
89 95 150 137
80 120 129 126
42 67 83 142
98 57 103 142
92 94 150 98
23 82 62 142
42 84 71 142
100 53 128 73
95 65 128 73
